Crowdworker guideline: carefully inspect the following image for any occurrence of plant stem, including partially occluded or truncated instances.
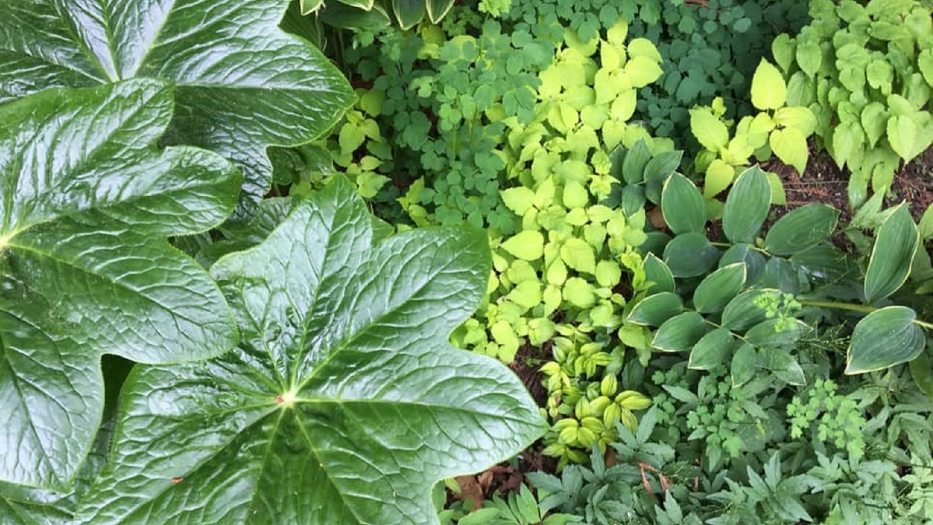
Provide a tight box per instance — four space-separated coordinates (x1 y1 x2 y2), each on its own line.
799 299 933 330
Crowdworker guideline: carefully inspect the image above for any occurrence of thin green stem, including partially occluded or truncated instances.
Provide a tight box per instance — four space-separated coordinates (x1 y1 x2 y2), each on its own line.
799 299 933 330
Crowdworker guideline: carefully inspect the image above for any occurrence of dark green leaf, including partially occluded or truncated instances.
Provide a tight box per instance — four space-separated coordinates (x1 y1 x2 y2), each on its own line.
0 0 354 207
426 0 455 23
688 328 736 370
661 174 706 235
731 344 758 387
720 244 767 283
644 253 676 294
643 151 684 184
663 233 719 278
693 263 746 313
764 204 839 255
760 348 806 386
652 312 710 352
745 319 808 348
0 80 238 490
75 178 545 524
393 0 427 29
722 289 780 332
622 140 652 184
847 306 925 374
864 205 919 303
722 167 772 243
627 292 684 327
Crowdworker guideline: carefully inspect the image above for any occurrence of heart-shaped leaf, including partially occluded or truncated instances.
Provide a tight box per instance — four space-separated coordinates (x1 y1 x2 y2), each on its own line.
0 80 239 489
75 178 545 524
0 0 354 207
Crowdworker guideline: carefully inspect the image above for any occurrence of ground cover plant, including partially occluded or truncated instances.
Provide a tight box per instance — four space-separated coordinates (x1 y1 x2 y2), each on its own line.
1 0 932 524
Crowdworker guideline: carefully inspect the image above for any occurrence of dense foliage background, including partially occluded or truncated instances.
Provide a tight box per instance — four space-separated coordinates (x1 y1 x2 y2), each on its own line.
0 0 932 524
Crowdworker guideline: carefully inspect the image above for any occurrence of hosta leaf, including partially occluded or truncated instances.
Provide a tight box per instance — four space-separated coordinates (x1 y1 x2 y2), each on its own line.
75 178 545 524
693 263 746 314
764 204 839 256
0 80 239 489
0 0 354 208
393 0 427 29
652 312 710 352
722 167 771 243
661 174 706 235
847 306 925 374
663 233 719 278
627 292 683 327
688 328 736 370
864 204 919 303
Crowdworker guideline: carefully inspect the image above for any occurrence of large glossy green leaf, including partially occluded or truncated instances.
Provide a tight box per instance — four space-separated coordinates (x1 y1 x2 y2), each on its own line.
0 80 239 489
75 179 545 524
863 204 919 303
847 306 926 374
0 0 354 207
722 167 772 243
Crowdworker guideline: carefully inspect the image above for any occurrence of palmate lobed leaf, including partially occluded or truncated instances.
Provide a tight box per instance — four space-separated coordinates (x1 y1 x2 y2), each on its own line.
0 80 239 489
75 178 546 524
0 0 354 208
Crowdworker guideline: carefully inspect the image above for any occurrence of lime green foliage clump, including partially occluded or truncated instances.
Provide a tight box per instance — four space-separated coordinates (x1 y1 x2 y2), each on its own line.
772 0 933 205
788 379 867 459
689 60 817 205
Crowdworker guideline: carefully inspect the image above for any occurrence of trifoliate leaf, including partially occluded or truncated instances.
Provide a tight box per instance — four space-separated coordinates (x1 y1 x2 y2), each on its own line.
0 0 354 208
75 178 545 524
0 80 239 489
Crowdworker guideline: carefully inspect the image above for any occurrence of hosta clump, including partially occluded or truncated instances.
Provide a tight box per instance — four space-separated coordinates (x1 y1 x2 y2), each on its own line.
73 178 545 525
0 80 239 491
300 0 456 30
690 60 817 208
771 0 933 205
625 166 929 390
0 0 354 209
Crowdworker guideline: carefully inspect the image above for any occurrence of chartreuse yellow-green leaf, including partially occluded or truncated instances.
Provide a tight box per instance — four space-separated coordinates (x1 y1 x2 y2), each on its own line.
751 59 787 110
75 178 545 524
501 230 545 261
0 80 240 490
0 0 354 208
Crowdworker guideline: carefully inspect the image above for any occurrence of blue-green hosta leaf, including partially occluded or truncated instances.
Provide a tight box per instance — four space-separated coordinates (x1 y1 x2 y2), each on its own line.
75 178 546 524
0 0 354 207
0 80 239 490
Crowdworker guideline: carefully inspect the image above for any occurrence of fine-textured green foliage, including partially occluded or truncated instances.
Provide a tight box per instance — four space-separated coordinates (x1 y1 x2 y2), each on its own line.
74 178 545 524
772 0 933 205
0 80 240 490
0 0 354 208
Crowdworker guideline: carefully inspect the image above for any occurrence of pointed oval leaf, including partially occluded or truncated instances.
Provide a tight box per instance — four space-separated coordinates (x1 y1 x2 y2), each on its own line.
765 204 840 255
644 253 676 294
0 80 239 489
0 0 354 207
720 244 767 284
847 306 925 374
693 263 747 314
688 328 737 370
751 59 787 110
652 312 710 352
622 139 652 184
864 204 919 303
731 343 758 387
74 178 545 524
722 289 780 332
393 0 427 29
722 167 772 243
627 292 683 327
663 233 720 278
661 174 706 235
745 319 808 348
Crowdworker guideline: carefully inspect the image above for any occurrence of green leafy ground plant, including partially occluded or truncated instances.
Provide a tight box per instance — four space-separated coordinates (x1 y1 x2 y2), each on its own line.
771 0 933 205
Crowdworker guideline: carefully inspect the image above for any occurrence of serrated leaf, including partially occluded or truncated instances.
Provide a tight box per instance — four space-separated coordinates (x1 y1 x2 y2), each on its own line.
722 167 772 243
0 80 239 489
502 231 545 261
0 0 354 208
765 204 839 255
847 306 925 374
75 178 545 524
864 204 919 303
770 127 809 174
751 60 787 110
661 174 706 234
690 108 729 152
693 263 746 314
